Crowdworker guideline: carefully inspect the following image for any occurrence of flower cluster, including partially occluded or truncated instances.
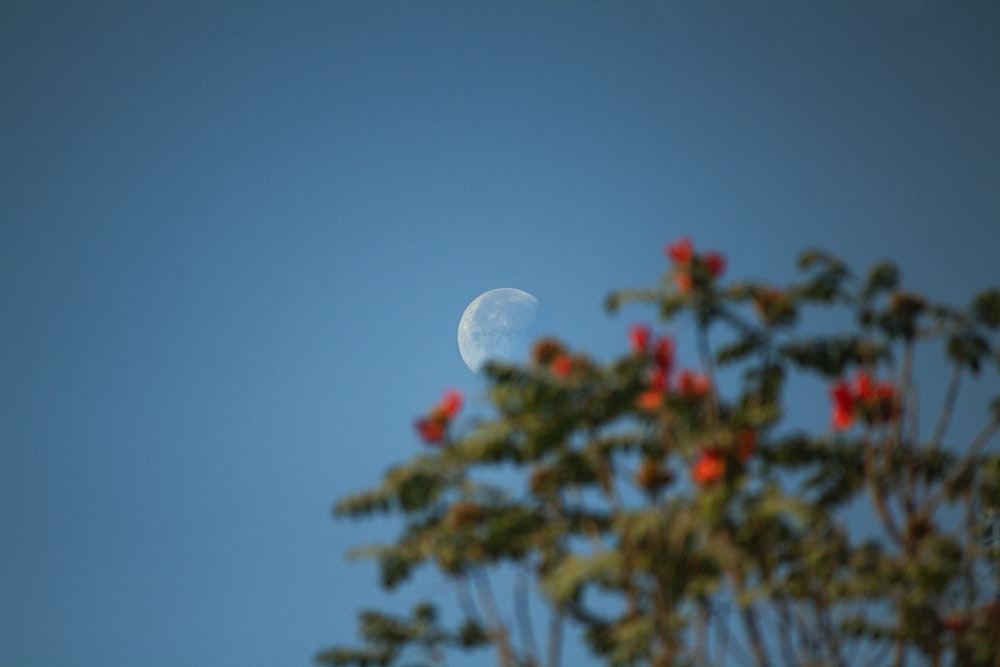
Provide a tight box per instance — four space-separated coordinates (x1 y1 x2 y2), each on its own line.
830 370 898 430
630 325 711 411
629 324 676 410
665 236 726 293
690 428 756 485
690 449 726 485
414 388 464 444
532 337 584 378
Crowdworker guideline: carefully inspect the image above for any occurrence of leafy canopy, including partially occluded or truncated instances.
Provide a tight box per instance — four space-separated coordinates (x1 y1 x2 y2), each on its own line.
322 240 1000 667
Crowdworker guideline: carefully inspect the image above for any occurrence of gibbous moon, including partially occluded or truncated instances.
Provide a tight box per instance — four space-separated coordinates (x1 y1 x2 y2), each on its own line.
458 288 540 373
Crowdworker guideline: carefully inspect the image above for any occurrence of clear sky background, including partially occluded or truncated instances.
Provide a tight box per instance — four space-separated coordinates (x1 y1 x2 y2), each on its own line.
2 2 999 666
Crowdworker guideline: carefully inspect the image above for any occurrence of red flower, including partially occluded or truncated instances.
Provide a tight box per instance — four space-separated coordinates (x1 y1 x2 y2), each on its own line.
691 449 726 485
648 366 667 392
853 371 873 401
654 336 674 372
665 237 694 264
830 380 855 430
435 388 463 420
704 251 726 278
414 417 447 444
629 324 651 354
677 369 710 400
637 367 667 411
637 389 664 411
416 389 464 444
674 272 694 293
830 371 897 429
551 354 573 378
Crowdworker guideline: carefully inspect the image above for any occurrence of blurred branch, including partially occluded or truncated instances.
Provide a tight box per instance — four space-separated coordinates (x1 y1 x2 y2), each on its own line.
514 568 539 665
929 364 962 451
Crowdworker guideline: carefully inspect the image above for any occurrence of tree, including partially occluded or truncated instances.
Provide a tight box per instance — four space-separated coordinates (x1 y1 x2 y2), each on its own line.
319 239 1000 667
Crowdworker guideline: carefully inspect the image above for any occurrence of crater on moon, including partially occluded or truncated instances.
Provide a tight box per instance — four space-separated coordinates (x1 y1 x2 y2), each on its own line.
457 288 540 373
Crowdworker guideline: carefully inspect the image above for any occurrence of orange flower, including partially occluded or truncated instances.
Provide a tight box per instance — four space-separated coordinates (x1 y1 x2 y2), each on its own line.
677 369 710 400
637 389 664 411
854 372 897 423
637 367 667 411
629 324 651 354
691 449 726 485
416 389 464 444
830 371 897 429
551 354 573 378
434 389 463 420
666 238 724 290
830 380 855 430
674 272 693 293
415 417 447 444
665 237 694 264
853 371 873 399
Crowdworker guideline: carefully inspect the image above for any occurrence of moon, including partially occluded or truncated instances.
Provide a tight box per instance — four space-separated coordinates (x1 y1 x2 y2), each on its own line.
457 288 541 373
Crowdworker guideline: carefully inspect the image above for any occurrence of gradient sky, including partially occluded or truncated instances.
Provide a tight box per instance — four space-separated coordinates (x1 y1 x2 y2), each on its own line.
2 2 999 666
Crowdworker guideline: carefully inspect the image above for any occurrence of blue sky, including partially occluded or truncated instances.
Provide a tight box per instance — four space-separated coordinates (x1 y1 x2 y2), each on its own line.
1 2 998 666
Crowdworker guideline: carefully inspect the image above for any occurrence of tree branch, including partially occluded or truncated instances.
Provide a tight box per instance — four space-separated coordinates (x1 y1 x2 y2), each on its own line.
928 364 962 451
863 435 904 547
514 568 539 665
473 570 516 667
924 418 1000 515
546 604 564 667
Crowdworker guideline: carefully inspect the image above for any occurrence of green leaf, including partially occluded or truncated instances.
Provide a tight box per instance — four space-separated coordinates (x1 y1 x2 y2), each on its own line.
860 261 899 300
396 471 443 513
716 334 763 366
778 336 885 376
456 619 489 648
540 551 622 602
798 248 847 273
314 645 393 666
947 331 991 375
603 287 666 313
379 550 419 589
972 289 1000 328
335 488 394 518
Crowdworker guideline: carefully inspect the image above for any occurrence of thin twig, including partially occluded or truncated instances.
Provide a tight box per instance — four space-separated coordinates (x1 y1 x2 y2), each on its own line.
888 341 914 460
774 596 798 667
473 570 515 667
863 435 904 547
712 598 756 667
726 566 769 667
962 490 977 617
895 342 917 515
862 640 891 667
904 378 921 510
696 319 721 426
456 574 482 623
925 418 1000 515
693 597 709 665
514 568 538 664
815 598 845 667
928 365 962 451
892 593 906 667
545 604 564 667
